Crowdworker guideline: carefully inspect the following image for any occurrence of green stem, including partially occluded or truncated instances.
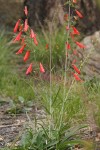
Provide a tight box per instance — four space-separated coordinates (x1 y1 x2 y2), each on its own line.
49 22 52 137
59 0 71 131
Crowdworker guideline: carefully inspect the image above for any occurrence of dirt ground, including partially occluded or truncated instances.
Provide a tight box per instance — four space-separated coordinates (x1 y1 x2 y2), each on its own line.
0 98 100 149
0 100 29 148
0 97 46 149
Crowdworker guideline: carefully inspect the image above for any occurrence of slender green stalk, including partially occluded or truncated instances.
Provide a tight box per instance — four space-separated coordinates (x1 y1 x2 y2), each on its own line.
49 22 52 137
59 0 71 131
59 79 75 130
63 0 71 102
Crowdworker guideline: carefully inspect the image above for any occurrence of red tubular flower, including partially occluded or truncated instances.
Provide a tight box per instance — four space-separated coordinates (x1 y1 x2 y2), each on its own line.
16 44 26 54
34 37 38 46
13 31 22 42
73 0 77 3
23 50 30 62
76 41 86 49
24 6 28 16
26 63 32 75
75 10 83 18
13 19 21 33
73 73 83 82
72 64 80 74
30 29 36 38
40 63 45 73
72 27 80 35
24 19 29 32
66 42 71 50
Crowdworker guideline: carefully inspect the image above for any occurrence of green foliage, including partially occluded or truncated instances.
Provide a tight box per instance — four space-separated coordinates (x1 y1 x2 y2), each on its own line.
25 27 74 71
84 78 100 127
5 96 34 114
9 124 86 150
0 31 35 101
39 83 86 127
0 1 100 147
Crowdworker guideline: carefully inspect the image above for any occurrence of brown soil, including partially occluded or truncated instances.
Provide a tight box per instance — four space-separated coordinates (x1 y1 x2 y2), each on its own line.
0 97 45 149
0 100 28 148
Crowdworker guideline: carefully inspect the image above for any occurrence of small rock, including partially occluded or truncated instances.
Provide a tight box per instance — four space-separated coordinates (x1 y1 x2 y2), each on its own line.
77 31 100 79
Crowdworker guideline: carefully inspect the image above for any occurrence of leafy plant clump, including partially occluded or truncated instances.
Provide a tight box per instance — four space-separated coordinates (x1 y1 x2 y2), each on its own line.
10 0 90 149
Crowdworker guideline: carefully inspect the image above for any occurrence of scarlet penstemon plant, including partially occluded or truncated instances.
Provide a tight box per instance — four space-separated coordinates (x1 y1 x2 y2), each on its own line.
12 0 88 149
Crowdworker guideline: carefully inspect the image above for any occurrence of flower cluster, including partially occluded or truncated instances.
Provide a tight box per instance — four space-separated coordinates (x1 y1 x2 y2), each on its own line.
13 6 45 75
13 0 85 82
65 0 85 82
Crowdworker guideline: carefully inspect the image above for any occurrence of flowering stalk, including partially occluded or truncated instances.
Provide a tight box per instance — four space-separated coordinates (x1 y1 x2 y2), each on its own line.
13 0 86 144
59 0 85 131
13 5 40 75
